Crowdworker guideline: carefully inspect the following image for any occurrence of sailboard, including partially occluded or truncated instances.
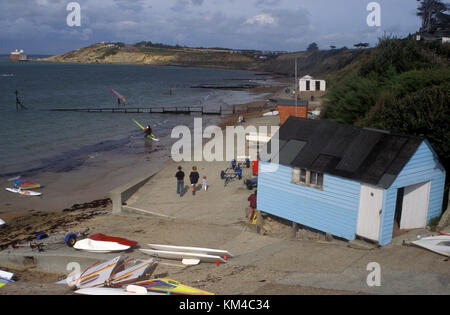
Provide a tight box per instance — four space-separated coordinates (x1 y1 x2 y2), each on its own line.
134 278 214 295
147 244 233 258
108 258 157 288
75 285 165 295
0 278 14 288
140 248 226 263
57 256 121 289
132 119 160 142
5 188 42 196
111 88 126 104
14 179 44 190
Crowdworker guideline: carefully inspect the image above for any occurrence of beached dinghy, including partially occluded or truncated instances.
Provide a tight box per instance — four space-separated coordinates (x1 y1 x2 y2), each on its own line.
147 244 233 258
412 235 450 257
134 278 214 295
5 188 42 196
75 285 166 295
140 249 226 264
57 256 121 289
74 238 130 253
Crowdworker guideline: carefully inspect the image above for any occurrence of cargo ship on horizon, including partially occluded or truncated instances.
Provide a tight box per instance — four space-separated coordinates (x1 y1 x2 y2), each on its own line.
10 49 27 62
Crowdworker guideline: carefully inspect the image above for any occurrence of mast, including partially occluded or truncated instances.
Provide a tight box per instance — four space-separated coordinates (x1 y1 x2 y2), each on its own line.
295 57 298 117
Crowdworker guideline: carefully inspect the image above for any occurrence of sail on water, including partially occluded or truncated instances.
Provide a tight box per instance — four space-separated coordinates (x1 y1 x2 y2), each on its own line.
110 88 126 105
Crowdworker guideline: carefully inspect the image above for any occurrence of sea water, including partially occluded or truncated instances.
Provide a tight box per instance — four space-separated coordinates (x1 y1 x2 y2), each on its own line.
0 57 270 178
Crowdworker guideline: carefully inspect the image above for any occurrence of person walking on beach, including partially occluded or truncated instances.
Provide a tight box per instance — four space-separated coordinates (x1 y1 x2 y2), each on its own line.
189 166 200 195
175 166 185 197
248 190 257 222
202 176 208 191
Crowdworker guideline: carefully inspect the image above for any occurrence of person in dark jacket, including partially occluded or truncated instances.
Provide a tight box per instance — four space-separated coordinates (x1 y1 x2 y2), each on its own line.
175 166 185 197
248 190 257 221
189 166 200 195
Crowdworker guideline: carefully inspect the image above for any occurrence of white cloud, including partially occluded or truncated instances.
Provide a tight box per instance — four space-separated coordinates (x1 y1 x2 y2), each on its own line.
245 13 277 25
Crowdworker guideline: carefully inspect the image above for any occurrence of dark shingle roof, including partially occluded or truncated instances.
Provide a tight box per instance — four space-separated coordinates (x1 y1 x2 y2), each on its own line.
276 99 308 106
270 117 424 188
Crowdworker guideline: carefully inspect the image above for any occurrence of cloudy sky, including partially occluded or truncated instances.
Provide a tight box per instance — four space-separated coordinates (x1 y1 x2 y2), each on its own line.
0 0 424 55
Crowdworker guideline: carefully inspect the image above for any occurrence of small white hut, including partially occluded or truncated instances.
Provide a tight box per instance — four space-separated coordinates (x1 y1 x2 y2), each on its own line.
299 75 326 92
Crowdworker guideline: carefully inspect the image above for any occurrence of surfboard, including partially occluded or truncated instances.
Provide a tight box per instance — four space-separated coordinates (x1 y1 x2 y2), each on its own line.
73 239 130 253
140 249 226 263
75 285 166 295
134 278 214 295
5 188 42 196
147 244 233 258
57 256 121 289
14 179 44 190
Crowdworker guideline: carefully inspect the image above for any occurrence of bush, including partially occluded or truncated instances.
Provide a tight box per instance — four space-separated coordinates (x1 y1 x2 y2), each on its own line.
358 37 433 78
322 74 381 124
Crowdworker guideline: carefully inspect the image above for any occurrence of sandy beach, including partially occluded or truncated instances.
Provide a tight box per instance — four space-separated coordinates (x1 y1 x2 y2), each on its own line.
1 82 449 297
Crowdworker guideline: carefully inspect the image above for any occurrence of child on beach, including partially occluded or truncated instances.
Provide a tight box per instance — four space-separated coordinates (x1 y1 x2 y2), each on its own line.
189 166 200 195
202 176 208 191
248 190 257 222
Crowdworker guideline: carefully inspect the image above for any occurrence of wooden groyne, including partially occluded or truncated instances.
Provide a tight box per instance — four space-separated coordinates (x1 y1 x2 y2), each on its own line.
49 103 275 115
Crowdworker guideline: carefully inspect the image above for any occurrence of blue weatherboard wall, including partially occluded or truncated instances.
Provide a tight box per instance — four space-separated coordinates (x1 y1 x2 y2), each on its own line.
378 140 446 246
257 161 361 240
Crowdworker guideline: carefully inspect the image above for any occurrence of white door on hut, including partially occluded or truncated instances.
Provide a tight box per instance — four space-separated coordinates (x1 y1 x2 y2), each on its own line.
356 184 384 242
399 181 431 229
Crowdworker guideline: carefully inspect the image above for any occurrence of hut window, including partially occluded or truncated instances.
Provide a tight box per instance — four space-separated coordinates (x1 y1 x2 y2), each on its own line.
315 81 321 91
300 169 307 183
292 168 323 189
310 171 324 187
306 80 310 91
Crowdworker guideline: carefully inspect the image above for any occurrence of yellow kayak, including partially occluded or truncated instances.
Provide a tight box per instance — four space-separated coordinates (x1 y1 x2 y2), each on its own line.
134 278 214 295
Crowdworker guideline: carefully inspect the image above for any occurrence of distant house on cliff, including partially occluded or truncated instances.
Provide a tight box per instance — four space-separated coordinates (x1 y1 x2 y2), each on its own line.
257 117 446 246
299 75 326 93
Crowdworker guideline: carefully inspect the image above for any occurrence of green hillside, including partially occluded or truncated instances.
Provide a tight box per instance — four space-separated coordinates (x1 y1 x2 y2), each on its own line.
322 36 450 188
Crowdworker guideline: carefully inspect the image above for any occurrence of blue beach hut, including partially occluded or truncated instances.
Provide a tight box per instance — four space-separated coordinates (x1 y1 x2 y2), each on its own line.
257 117 446 245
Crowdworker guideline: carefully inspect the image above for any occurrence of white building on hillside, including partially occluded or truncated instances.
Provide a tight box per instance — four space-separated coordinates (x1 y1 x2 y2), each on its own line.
299 75 326 92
